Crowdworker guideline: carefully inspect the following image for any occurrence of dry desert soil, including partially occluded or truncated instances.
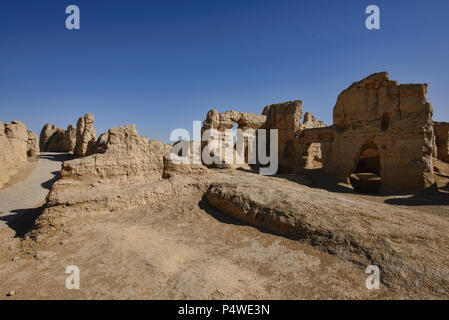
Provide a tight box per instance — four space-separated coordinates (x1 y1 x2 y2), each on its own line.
1 153 449 299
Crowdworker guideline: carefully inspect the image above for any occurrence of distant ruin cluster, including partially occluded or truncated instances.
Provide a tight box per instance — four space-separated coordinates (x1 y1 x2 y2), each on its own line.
200 72 448 193
33 73 449 194
2 72 448 195
39 113 97 157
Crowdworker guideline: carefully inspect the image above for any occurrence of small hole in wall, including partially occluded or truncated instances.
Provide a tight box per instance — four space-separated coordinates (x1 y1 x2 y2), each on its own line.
381 112 390 131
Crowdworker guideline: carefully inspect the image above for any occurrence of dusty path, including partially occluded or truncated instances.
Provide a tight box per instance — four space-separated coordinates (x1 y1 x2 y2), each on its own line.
0 153 69 231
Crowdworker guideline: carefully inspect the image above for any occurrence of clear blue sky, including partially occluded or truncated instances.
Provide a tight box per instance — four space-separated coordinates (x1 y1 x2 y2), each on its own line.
1 0 448 142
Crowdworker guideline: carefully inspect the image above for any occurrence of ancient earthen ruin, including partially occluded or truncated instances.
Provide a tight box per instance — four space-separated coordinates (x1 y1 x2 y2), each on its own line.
434 121 449 163
39 124 76 153
0 121 39 188
2 72 449 299
200 72 445 193
39 113 96 155
300 72 436 193
34 73 444 194
74 113 96 157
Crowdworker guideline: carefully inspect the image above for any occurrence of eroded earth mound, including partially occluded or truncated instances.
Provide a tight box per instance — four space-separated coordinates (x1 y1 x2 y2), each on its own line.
0 120 39 188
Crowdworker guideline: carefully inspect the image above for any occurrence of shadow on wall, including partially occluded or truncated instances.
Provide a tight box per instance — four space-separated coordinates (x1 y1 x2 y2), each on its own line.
384 184 449 207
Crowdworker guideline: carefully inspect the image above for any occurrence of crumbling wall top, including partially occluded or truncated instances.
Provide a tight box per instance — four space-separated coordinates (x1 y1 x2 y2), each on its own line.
333 72 432 130
203 109 266 131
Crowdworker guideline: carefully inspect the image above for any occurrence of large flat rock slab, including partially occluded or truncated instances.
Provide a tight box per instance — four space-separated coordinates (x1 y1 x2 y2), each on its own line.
205 175 449 297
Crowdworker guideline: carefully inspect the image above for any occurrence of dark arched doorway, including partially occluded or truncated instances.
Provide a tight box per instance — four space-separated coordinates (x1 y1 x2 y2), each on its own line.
349 142 382 193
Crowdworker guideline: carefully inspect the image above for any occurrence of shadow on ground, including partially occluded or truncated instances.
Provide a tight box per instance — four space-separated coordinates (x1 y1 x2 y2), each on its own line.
0 205 44 238
296 171 449 207
0 154 69 237
236 167 359 195
41 171 61 190
236 167 449 209
38 153 74 162
384 190 449 207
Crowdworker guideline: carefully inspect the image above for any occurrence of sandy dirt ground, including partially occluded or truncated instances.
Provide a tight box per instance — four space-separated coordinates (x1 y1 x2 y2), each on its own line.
0 195 396 300
0 157 449 299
